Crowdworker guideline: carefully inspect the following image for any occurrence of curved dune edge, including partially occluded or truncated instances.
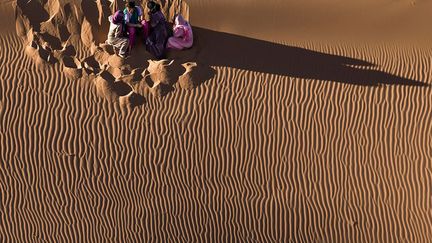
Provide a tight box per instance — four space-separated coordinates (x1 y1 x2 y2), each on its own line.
13 0 205 109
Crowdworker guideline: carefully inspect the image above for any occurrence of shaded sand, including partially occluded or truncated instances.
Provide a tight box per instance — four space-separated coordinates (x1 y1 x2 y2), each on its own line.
1 0 432 242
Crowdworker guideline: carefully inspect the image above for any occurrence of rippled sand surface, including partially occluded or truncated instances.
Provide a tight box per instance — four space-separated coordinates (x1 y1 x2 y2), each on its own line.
1 0 431 242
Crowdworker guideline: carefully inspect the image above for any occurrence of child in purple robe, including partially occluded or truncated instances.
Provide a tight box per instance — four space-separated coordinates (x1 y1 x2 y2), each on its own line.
145 1 169 59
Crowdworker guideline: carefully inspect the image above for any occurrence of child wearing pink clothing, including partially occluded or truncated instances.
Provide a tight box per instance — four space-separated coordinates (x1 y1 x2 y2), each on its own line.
124 1 149 51
167 15 193 50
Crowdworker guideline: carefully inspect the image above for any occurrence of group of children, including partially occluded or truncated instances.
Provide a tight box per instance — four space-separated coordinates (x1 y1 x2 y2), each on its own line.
106 0 193 59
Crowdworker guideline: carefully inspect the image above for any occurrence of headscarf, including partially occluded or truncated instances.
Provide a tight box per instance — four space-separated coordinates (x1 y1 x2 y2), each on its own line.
175 14 187 26
112 10 124 25
147 1 160 14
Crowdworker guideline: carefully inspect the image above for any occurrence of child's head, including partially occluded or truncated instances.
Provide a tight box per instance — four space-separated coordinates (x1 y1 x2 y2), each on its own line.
126 1 136 13
112 10 124 25
147 1 160 14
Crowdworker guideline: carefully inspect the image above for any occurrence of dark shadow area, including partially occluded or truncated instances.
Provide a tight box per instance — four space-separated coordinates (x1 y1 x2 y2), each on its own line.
40 32 63 50
81 0 111 44
186 65 217 89
121 68 145 84
62 45 77 57
83 56 101 73
155 83 175 96
99 71 141 99
152 62 186 86
16 0 49 31
170 27 427 87
144 74 175 97
58 24 71 42
113 81 133 96
144 76 153 87
81 0 100 26
127 92 146 108
62 56 81 68
36 46 58 65
100 70 115 82
122 41 153 69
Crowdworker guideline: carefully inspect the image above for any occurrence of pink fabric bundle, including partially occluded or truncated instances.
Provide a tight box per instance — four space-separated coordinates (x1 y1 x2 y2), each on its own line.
167 15 193 50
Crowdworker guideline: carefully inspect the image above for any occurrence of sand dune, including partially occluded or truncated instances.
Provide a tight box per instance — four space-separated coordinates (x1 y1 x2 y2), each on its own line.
13 0 202 106
1 0 432 242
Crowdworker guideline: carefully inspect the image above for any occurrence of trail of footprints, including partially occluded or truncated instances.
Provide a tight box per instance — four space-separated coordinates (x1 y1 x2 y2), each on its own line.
86 44 205 108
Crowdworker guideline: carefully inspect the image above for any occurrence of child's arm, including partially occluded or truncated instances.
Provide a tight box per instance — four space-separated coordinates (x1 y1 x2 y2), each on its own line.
137 6 143 21
124 10 142 28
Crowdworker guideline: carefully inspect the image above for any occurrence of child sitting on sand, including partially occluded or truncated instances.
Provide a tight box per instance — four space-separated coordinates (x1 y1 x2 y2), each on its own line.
167 14 193 50
145 1 169 59
124 1 149 52
106 10 129 58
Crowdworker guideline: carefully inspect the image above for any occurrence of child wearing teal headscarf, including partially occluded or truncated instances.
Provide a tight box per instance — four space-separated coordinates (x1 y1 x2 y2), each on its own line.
124 1 149 51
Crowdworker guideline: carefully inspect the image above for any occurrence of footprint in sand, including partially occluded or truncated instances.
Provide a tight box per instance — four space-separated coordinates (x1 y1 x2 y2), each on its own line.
178 62 216 90
62 56 82 80
24 30 69 67
146 59 183 85
94 71 145 108
91 44 112 66
119 91 146 108
121 68 145 85
142 68 174 98
82 56 101 76
24 40 55 67
141 59 187 98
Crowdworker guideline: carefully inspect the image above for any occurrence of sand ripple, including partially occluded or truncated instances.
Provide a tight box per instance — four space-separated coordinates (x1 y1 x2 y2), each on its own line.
1 0 431 242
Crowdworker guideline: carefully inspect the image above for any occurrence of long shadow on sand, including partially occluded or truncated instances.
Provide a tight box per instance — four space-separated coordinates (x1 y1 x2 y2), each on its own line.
171 27 427 87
